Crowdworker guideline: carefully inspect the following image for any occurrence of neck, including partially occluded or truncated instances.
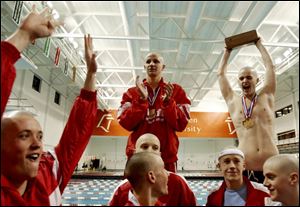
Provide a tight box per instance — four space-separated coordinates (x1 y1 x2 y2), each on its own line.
6 175 28 196
225 178 244 190
134 187 157 206
282 190 299 206
244 92 256 100
147 76 161 89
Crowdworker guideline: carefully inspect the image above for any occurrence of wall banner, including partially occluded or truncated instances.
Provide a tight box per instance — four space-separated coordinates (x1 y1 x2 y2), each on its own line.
93 110 237 138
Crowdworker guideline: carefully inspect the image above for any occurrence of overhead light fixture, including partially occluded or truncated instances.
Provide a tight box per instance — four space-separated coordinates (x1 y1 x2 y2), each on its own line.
283 48 292 58
275 57 282 65
52 9 59 19
46 1 53 8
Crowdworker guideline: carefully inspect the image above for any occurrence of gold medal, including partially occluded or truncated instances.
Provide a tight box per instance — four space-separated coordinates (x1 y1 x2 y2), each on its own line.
241 94 257 129
242 118 254 129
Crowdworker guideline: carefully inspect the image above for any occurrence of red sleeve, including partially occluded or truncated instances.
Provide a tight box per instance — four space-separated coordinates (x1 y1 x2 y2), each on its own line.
162 84 191 132
117 87 148 131
109 180 131 206
176 174 197 206
54 89 97 192
1 41 20 117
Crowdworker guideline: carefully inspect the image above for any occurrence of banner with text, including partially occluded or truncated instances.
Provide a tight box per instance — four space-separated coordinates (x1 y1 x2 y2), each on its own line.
93 110 237 138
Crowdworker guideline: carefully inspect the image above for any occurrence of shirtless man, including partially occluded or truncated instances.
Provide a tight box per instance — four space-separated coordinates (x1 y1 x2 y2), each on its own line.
218 38 278 182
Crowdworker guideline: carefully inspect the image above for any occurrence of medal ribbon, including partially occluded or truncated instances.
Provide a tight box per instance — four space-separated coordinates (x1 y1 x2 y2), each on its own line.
148 87 160 106
242 94 257 119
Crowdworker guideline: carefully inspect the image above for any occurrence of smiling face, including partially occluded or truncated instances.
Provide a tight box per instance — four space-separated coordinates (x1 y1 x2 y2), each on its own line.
263 155 299 204
144 53 165 78
1 112 43 184
263 163 289 202
238 67 258 98
218 154 245 183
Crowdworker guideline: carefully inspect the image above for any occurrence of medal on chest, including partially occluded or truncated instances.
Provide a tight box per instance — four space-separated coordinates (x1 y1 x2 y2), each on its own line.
147 87 160 119
242 94 257 129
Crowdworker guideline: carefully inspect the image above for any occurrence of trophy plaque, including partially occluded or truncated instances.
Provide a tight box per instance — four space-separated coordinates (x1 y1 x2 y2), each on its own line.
225 30 259 50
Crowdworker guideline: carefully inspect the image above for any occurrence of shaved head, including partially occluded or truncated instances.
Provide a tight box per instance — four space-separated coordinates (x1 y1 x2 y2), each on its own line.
135 133 160 154
264 154 299 174
238 66 258 79
1 110 37 139
145 53 164 65
124 152 162 190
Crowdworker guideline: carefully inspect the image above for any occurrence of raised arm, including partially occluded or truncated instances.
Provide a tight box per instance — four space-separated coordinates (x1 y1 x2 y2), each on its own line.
255 38 276 95
1 5 60 117
218 48 235 103
54 34 98 191
83 34 97 92
6 5 61 53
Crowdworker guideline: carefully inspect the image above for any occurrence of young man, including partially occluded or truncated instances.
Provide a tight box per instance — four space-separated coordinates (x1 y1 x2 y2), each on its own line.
109 133 197 206
263 154 299 206
218 38 279 182
1 6 98 205
206 147 271 206
123 152 169 206
117 53 191 172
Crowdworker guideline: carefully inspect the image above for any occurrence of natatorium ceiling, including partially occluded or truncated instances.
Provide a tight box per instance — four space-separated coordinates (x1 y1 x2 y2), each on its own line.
1 1 299 111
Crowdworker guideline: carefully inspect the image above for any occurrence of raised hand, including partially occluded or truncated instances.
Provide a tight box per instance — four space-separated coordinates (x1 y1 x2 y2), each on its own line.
7 4 62 52
162 82 174 102
84 34 97 74
136 75 148 100
20 5 61 41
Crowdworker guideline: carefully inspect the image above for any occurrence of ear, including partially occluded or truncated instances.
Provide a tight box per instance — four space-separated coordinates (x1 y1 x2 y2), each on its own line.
162 64 166 70
289 172 298 185
216 163 220 170
147 171 156 184
256 77 259 84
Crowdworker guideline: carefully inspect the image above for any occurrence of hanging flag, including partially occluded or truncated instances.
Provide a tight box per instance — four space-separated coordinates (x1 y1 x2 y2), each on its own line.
43 37 51 57
64 58 69 75
12 1 24 25
72 66 76 82
54 47 61 66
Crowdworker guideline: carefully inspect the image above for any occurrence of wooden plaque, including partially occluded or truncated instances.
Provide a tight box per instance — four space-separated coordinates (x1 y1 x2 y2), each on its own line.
225 30 259 50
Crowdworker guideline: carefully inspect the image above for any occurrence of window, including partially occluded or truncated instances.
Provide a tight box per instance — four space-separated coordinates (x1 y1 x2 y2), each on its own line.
54 91 61 105
277 129 296 141
32 75 41 92
275 104 293 118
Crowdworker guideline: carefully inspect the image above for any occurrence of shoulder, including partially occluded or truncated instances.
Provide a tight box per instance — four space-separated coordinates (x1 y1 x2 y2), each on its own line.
127 86 138 93
170 172 187 182
264 197 282 206
169 172 190 187
115 179 131 191
207 181 223 197
172 83 184 91
249 181 269 194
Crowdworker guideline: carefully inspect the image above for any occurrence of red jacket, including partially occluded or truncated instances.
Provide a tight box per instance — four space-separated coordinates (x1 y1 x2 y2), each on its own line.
109 172 197 206
1 41 98 205
118 78 191 164
206 176 270 206
1 41 18 117
124 190 165 206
